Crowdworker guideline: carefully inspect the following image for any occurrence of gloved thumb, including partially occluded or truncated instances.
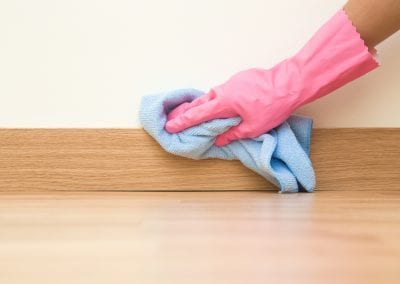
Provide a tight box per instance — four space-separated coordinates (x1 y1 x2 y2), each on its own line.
214 123 254 147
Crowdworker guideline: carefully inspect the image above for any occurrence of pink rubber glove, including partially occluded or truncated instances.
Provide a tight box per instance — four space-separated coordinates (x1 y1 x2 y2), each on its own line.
165 9 379 146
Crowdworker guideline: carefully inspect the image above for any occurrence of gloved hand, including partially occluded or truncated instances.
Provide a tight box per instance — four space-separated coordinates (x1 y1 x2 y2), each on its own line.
165 9 379 146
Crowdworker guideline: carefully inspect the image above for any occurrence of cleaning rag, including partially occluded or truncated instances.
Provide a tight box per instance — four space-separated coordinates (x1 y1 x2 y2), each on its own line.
139 88 316 193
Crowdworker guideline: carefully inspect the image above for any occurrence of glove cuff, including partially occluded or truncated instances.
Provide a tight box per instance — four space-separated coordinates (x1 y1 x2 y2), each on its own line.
292 8 380 106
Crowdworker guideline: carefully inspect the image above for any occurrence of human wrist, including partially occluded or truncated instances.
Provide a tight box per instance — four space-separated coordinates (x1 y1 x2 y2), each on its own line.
291 9 379 107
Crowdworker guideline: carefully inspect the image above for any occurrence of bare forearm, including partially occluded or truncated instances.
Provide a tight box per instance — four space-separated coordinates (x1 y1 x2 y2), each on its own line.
344 0 400 49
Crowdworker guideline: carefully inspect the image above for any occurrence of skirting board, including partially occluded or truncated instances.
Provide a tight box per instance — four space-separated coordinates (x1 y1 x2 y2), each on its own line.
0 128 399 192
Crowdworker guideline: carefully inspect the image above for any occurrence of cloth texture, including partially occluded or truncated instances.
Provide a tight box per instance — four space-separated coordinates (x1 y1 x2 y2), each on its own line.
139 88 316 193
164 9 379 147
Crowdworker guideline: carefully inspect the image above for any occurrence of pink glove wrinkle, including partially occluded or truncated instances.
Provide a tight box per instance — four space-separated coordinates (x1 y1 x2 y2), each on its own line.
165 9 379 146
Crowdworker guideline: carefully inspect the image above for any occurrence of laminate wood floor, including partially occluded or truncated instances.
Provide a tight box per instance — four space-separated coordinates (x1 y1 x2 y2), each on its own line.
0 190 399 284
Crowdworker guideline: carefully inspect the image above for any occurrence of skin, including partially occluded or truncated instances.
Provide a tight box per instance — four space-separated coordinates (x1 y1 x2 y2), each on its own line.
166 1 400 146
344 0 400 49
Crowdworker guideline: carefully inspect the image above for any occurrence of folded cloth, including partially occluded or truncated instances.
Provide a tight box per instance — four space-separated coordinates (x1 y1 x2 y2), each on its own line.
139 88 316 193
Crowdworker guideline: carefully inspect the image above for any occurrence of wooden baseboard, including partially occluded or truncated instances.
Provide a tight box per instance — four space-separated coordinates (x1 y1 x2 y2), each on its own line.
0 128 399 192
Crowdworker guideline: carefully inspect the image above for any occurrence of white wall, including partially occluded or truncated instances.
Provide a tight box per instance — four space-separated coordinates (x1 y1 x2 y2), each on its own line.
1 0 399 128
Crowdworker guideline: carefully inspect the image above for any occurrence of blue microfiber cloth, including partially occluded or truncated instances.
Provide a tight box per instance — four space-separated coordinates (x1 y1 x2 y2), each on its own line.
139 88 316 193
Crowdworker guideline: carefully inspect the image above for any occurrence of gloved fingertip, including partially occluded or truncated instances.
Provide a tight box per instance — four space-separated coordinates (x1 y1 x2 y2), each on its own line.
166 113 174 122
167 102 191 121
214 135 230 147
165 120 180 133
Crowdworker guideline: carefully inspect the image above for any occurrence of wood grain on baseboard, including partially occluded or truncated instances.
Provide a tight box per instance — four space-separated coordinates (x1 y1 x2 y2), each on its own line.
0 128 399 192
